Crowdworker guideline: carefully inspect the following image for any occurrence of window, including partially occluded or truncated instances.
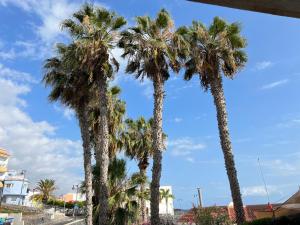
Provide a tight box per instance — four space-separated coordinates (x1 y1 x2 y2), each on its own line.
10 196 17 201
5 183 13 188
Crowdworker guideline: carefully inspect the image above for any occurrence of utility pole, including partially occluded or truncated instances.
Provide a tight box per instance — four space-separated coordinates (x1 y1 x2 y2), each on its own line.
197 188 203 208
19 170 26 206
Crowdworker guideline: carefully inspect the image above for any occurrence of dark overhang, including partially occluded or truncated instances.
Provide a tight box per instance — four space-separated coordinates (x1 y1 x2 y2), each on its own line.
189 0 300 18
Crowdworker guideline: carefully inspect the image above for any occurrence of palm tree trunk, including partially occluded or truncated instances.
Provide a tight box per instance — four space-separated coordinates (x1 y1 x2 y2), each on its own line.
210 76 245 225
95 76 110 225
139 166 147 223
78 107 93 225
150 78 164 225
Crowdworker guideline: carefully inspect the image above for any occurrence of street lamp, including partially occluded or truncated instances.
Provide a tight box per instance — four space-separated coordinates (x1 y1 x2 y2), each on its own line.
19 170 26 205
72 184 79 220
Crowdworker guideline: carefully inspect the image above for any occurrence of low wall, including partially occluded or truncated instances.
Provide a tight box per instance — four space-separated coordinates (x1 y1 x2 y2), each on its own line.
1 203 42 213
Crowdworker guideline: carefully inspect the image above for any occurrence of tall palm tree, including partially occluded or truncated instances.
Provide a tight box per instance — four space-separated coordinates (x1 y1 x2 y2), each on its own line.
62 5 126 225
160 189 174 215
119 9 184 225
43 43 94 225
123 117 153 222
34 179 56 203
180 17 247 224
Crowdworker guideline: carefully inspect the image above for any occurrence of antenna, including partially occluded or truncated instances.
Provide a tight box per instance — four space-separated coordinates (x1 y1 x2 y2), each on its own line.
197 188 203 207
258 158 270 203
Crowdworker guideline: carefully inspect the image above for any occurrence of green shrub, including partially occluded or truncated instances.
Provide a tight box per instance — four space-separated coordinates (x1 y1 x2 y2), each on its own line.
45 199 85 209
193 206 232 225
243 214 300 225
242 218 272 225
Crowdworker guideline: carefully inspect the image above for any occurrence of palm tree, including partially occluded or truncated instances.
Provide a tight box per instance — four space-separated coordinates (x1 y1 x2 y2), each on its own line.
43 43 94 225
34 179 56 203
62 5 126 225
88 86 126 159
180 17 247 224
91 158 141 225
106 86 126 159
160 189 174 215
123 117 153 222
119 9 184 225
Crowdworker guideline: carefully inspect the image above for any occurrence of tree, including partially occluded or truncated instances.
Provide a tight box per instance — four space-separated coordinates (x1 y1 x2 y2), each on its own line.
62 4 126 225
119 9 184 225
193 206 232 225
123 117 153 222
43 43 94 225
91 158 141 225
89 86 126 160
160 189 174 215
34 179 56 203
180 17 247 224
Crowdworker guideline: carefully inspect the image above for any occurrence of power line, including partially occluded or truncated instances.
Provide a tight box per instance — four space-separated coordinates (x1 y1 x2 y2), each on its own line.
257 158 270 203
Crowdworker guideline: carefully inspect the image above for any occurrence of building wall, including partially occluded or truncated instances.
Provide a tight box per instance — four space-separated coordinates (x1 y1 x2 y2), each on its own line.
3 195 25 205
62 192 86 202
0 153 9 181
145 186 175 216
2 179 29 205
3 180 28 196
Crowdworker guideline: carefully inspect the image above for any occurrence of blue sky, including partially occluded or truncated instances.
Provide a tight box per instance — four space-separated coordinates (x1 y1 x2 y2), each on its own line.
0 0 300 209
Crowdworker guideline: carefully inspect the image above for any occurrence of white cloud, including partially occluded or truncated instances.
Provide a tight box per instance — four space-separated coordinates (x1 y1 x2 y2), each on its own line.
170 117 183 123
62 108 75 120
54 105 75 121
174 117 182 123
276 118 300 128
234 137 252 144
167 137 206 161
0 0 86 60
186 157 195 163
138 78 153 99
255 61 273 70
0 63 36 83
0 0 80 42
0 49 16 60
242 185 278 197
262 159 298 176
261 79 289 90
0 68 83 194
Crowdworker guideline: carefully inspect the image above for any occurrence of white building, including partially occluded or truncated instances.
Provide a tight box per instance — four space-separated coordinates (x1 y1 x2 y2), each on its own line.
145 186 175 216
0 148 9 181
2 170 29 205
0 148 30 206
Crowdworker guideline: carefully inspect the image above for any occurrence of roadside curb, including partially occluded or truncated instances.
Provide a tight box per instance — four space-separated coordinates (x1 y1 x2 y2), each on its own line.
65 219 85 225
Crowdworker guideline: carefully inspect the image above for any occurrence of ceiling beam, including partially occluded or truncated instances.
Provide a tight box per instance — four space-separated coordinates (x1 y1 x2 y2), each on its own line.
189 0 300 18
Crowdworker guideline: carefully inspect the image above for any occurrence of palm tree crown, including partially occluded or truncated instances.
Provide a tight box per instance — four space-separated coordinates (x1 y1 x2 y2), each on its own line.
35 179 56 202
119 9 185 83
43 43 92 110
62 4 126 81
123 117 153 171
182 17 247 88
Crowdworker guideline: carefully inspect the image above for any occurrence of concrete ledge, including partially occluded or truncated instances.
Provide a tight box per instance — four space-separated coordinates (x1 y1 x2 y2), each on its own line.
65 219 85 225
188 0 300 18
